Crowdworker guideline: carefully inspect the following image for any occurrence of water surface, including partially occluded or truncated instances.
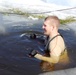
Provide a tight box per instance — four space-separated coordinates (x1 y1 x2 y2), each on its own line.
0 13 76 75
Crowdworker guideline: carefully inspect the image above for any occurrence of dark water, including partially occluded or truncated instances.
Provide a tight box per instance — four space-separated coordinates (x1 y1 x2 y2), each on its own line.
0 13 76 75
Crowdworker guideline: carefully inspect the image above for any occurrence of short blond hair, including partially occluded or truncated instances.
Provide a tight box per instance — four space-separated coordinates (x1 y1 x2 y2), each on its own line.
45 16 60 28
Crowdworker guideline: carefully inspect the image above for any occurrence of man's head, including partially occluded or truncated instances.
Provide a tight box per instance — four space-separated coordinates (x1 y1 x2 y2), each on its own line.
42 16 60 36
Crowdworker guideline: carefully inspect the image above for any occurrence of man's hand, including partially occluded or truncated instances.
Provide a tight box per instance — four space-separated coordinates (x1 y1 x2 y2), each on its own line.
29 49 37 57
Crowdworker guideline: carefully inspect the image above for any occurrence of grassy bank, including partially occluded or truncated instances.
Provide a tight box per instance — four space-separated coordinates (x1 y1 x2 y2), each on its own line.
60 17 76 24
1 8 76 24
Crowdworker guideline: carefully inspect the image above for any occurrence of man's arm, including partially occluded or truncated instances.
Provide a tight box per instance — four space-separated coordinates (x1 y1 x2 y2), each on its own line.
34 53 59 63
34 45 62 63
29 44 62 63
28 49 60 63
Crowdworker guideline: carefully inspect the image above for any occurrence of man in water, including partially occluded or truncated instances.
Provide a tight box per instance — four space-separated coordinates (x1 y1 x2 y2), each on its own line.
29 16 70 71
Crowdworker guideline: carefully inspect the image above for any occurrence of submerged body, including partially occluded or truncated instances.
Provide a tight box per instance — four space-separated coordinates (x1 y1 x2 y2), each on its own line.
40 48 70 71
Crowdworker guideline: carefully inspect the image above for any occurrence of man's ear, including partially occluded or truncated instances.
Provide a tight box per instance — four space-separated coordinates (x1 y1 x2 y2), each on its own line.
51 25 54 31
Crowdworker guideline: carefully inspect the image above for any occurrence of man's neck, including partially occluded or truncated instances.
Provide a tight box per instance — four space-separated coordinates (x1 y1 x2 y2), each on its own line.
49 32 59 39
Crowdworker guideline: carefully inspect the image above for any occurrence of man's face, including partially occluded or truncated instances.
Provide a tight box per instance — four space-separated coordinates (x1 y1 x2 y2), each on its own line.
42 20 52 36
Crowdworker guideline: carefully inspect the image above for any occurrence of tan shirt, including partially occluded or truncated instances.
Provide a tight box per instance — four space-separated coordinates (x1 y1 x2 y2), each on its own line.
35 35 69 64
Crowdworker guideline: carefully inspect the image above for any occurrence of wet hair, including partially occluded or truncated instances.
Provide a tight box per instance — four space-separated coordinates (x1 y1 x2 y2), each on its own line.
44 16 60 28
